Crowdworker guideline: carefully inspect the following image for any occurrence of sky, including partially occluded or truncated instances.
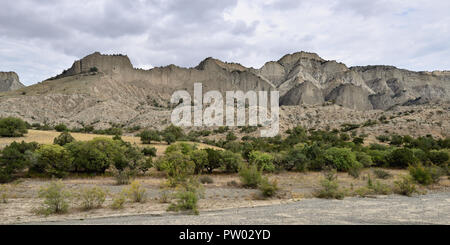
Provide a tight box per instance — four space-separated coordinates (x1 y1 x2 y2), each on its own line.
0 0 449 85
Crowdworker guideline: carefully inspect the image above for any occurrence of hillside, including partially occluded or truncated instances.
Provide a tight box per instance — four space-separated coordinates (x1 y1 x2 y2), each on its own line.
0 51 448 137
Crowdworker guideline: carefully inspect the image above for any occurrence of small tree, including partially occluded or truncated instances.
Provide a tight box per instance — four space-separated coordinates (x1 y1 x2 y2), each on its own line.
54 123 68 132
53 132 75 146
163 132 176 145
248 151 275 172
139 130 161 144
37 181 71 214
32 144 73 178
0 117 28 137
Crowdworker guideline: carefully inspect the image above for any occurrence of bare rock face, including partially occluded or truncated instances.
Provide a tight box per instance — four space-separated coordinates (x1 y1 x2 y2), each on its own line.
0 72 25 92
0 51 449 130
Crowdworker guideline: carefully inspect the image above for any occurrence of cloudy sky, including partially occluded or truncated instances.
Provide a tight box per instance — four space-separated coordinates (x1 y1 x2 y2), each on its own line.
1 0 449 85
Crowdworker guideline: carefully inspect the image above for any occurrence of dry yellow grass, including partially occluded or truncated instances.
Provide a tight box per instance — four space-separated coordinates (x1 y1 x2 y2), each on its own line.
0 129 220 155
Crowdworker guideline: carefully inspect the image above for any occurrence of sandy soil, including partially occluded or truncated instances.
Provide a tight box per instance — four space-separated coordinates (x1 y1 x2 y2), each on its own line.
1 169 448 224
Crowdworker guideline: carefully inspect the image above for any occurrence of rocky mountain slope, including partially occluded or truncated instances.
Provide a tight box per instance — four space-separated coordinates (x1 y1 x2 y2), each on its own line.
0 51 448 136
0 72 25 92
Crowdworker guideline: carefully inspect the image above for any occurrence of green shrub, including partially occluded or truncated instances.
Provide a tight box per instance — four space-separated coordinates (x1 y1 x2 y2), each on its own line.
249 151 275 172
394 176 418 196
428 150 449 166
0 117 28 137
114 169 135 185
189 149 208 174
111 192 126 210
0 141 38 183
37 181 71 215
355 151 373 168
226 132 237 141
199 176 213 184
163 125 185 140
158 151 195 186
168 190 199 215
76 187 107 210
53 132 75 146
239 164 262 188
372 169 392 179
409 164 443 185
54 123 68 132
0 185 9 203
167 180 202 215
32 144 73 178
315 169 345 199
367 149 389 167
204 148 222 173
219 150 243 173
163 132 176 145
387 148 416 168
124 180 146 203
139 130 161 144
258 178 278 198
323 147 362 172
159 189 172 203
65 138 123 174
142 147 157 157
284 148 308 171
366 175 392 195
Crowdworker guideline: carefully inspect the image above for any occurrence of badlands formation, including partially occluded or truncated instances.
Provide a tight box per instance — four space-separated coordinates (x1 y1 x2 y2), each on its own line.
0 51 448 137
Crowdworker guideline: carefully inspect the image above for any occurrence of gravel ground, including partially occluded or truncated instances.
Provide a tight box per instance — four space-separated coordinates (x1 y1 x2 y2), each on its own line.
26 191 450 225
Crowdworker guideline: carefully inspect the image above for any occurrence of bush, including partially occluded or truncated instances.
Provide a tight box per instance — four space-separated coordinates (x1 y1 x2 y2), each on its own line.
387 148 416 168
32 144 73 178
0 117 28 137
323 147 362 172
189 149 208 174
54 123 68 132
168 189 199 215
139 130 161 144
65 138 123 174
124 180 146 203
315 170 345 200
372 169 392 179
0 141 38 183
409 164 443 185
111 192 126 210
239 164 262 188
199 176 213 184
0 185 8 203
167 180 202 215
226 132 237 141
258 178 278 198
163 125 185 140
114 169 135 185
163 132 176 145
142 147 157 157
366 175 392 195
76 187 107 210
37 181 71 215
355 151 373 168
394 176 418 196
284 148 308 171
249 151 275 172
203 148 222 173
158 151 195 186
220 150 243 173
428 150 449 166
53 132 75 146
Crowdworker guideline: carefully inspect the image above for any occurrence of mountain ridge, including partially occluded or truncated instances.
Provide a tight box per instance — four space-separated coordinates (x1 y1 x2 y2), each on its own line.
0 51 448 132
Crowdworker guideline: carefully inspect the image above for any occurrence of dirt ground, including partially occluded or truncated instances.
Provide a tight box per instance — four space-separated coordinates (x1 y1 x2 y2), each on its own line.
1 169 448 224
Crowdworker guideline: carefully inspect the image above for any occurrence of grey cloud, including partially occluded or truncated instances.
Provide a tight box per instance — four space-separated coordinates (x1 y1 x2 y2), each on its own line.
0 0 449 85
